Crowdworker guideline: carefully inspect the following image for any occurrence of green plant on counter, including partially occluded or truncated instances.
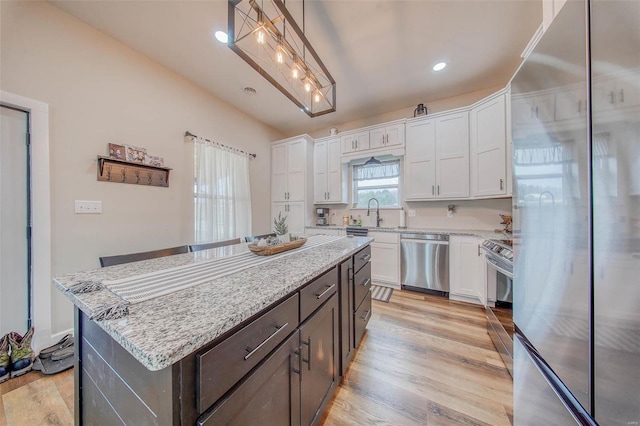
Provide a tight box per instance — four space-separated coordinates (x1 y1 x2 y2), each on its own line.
273 212 288 236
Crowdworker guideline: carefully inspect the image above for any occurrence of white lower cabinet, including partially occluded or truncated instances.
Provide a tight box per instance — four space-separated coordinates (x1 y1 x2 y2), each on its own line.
449 236 486 305
369 232 400 287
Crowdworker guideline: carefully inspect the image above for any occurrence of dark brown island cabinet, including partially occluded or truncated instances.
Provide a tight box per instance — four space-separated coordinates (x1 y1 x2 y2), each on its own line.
75 245 372 425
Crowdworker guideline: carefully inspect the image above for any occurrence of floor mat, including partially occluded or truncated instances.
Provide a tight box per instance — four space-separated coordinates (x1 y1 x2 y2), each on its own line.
2 376 73 425
371 285 393 303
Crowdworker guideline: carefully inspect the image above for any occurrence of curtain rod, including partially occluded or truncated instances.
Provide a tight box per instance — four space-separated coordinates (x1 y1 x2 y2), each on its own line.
184 131 257 158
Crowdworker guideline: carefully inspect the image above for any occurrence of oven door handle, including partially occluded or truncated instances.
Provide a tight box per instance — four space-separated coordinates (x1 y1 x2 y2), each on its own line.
485 256 513 278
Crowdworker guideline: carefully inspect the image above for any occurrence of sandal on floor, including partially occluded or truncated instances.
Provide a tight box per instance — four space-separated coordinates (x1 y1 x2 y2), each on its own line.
50 344 74 361
38 334 73 359
37 354 74 375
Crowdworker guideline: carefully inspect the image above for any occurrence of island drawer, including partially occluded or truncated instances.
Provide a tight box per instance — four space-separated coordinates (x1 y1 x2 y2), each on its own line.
197 293 299 413
353 261 372 311
354 292 372 348
300 267 338 321
353 245 371 274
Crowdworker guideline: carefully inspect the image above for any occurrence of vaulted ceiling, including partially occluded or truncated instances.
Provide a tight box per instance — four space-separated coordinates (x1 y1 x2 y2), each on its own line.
51 0 542 136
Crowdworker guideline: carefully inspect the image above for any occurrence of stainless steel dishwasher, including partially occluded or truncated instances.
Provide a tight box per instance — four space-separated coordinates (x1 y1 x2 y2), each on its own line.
400 233 449 296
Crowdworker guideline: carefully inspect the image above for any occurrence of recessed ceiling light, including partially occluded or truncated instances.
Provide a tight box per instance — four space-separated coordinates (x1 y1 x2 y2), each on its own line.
433 62 447 71
215 31 228 43
243 87 257 95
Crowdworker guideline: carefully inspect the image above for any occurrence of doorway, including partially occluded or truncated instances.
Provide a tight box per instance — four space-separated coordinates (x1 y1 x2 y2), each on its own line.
0 105 31 336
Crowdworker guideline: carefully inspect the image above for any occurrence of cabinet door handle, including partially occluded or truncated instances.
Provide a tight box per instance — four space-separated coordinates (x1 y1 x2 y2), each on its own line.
302 337 312 370
355 140 358 149
610 91 615 104
244 322 289 360
477 245 481 256
361 253 371 262
432 185 435 195
361 310 371 322
500 178 504 190
360 278 371 287
535 106 539 117
437 185 440 195
619 89 624 103
316 283 336 299
530 106 534 119
327 191 330 200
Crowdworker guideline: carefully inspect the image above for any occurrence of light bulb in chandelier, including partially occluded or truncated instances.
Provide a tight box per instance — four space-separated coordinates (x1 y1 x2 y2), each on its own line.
276 47 284 64
314 91 321 103
304 79 312 92
256 28 266 45
291 64 299 79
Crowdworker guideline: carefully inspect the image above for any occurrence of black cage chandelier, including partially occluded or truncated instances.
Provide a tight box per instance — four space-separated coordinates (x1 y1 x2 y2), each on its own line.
229 0 336 117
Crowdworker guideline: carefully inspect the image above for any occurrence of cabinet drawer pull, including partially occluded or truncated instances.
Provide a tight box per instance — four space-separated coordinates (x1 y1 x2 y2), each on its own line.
316 283 336 299
361 310 371 322
360 278 371 287
500 178 504 190
243 322 289 361
361 253 371 262
302 337 311 370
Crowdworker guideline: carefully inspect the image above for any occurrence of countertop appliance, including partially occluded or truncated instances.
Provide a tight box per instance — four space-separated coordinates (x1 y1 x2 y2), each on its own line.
481 239 513 376
511 1 639 424
315 208 330 226
400 233 449 296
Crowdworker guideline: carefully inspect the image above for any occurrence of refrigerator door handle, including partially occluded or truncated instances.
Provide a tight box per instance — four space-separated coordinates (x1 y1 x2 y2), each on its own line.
515 332 598 426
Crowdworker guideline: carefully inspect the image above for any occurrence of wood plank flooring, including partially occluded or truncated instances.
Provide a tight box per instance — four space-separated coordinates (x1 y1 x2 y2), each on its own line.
0 290 512 425
322 290 513 425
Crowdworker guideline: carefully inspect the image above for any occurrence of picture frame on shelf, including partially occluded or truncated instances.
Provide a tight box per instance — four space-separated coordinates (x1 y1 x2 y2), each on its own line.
108 143 126 160
145 155 164 167
124 145 147 163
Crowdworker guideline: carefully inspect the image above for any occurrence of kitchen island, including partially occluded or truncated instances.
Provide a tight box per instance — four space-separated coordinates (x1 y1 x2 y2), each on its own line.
53 235 373 425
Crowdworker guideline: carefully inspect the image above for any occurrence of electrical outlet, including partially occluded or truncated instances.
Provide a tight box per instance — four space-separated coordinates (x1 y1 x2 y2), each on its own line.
75 200 102 214
408 209 416 217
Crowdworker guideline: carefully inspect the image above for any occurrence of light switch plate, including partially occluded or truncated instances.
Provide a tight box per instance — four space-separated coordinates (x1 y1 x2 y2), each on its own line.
75 200 102 214
408 209 416 217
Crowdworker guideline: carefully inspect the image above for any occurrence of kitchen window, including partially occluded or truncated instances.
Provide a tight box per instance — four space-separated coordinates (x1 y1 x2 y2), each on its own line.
193 139 252 243
352 159 401 208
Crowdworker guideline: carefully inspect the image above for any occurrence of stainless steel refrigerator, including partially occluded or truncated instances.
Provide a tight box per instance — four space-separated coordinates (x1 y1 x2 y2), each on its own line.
511 0 639 424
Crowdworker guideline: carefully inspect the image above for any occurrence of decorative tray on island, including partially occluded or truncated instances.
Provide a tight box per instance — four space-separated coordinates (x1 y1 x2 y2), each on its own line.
248 237 307 256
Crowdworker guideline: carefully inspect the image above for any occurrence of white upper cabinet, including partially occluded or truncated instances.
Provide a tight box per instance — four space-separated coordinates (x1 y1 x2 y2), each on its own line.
369 123 405 149
271 135 314 236
470 93 508 197
313 138 347 204
554 86 587 121
511 93 555 126
404 111 469 200
340 131 369 154
272 138 307 202
435 112 470 198
405 119 437 199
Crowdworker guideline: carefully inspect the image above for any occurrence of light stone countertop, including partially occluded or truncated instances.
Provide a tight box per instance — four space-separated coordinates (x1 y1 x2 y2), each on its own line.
53 236 373 371
305 225 512 241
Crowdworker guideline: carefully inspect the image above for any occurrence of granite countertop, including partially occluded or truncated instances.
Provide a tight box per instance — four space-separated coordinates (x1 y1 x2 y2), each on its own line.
53 236 373 371
305 225 512 241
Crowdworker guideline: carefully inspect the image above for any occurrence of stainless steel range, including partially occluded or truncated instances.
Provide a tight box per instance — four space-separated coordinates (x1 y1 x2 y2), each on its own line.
481 239 513 376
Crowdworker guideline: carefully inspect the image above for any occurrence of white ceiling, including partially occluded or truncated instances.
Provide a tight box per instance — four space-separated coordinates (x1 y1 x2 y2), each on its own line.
51 0 542 137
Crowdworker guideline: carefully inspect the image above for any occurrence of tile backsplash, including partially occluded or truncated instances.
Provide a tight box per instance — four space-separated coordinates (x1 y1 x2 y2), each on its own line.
321 198 513 231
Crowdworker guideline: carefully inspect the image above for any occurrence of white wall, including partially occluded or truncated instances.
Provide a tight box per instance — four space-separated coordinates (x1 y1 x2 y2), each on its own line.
0 1 283 335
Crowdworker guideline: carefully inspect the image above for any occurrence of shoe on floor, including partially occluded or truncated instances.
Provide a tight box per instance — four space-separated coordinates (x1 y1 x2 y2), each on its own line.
0 334 9 384
50 344 74 361
8 327 35 378
38 334 73 360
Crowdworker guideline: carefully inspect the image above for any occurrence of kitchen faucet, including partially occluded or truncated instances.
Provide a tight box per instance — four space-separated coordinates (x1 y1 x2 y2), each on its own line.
367 198 383 227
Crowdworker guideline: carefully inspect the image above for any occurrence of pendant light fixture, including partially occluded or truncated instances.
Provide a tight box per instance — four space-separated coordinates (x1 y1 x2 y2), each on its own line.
228 0 336 117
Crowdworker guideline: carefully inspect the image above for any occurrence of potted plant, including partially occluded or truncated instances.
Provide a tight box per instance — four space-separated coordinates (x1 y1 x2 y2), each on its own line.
273 212 290 243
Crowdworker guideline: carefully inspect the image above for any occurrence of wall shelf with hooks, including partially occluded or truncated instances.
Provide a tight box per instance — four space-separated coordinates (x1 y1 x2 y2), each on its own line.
97 156 171 187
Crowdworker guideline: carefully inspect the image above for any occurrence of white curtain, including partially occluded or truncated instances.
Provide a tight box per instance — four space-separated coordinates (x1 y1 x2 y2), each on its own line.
194 138 252 243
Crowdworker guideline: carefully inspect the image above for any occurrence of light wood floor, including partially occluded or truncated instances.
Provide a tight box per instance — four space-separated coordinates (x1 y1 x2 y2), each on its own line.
0 290 512 425
323 290 513 425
